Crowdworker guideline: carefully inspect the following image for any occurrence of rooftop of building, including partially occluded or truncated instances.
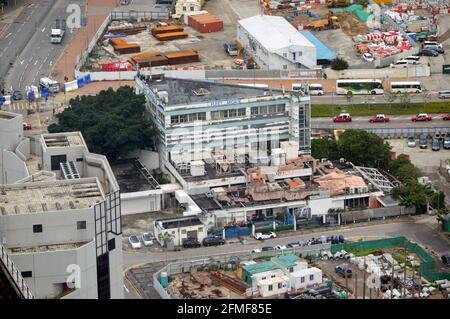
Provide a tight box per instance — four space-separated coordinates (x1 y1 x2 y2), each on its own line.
156 216 204 229
9 241 91 254
238 15 315 52
42 132 86 148
271 254 302 268
243 254 302 275
140 75 287 106
0 178 104 215
111 158 160 193
0 111 20 120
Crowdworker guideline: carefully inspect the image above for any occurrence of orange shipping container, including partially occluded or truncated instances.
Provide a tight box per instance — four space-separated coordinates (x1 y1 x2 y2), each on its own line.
155 31 189 41
188 13 223 33
151 25 184 35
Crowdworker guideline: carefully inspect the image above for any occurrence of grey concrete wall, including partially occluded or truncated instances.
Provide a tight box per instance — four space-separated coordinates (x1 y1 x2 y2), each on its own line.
0 112 23 151
0 149 28 184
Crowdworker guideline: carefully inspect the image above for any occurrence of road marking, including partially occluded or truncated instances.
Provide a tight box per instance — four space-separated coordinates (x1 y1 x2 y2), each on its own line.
42 27 46 33
20 60 24 65
34 60 38 66
5 32 12 39
123 285 129 293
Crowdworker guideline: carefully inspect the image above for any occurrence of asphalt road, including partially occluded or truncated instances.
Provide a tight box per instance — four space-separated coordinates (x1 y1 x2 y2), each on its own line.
311 114 450 129
121 216 450 269
0 0 85 93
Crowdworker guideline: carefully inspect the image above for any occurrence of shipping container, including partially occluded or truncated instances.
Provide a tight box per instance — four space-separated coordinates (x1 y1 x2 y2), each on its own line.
188 13 223 33
129 51 169 67
165 49 199 65
114 44 141 54
151 25 184 35
154 31 189 41
102 62 133 71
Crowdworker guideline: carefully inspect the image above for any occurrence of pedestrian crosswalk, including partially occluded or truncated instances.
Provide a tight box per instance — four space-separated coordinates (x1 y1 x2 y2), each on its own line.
1 101 42 111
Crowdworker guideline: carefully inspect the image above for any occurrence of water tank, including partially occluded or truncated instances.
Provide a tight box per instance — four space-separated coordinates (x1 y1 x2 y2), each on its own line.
271 148 286 167
160 271 168 288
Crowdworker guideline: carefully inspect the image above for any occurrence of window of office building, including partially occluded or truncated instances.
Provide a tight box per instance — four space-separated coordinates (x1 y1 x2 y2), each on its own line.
211 108 246 120
268 284 273 291
77 221 87 230
278 283 282 289
21 271 32 278
108 238 116 251
171 112 205 124
33 224 43 233
50 154 67 170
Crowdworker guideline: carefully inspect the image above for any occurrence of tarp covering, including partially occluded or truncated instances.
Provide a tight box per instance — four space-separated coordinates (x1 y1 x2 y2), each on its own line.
300 31 336 62
332 4 371 22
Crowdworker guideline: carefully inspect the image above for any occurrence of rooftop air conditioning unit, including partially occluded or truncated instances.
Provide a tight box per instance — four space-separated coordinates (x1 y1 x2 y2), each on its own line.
157 90 169 103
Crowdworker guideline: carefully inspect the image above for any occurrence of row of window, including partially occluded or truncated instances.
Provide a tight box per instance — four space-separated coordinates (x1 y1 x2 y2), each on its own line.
32 221 87 233
171 112 207 124
266 274 315 291
211 108 246 120
251 104 285 116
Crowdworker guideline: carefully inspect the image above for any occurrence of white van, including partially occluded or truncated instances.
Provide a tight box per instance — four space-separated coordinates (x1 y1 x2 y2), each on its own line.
308 83 324 95
39 77 60 94
390 60 409 68
405 56 420 64
423 41 442 48
291 83 302 93
438 90 450 99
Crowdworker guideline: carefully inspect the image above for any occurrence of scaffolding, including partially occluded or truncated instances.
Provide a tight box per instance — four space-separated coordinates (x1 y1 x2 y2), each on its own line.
352 165 396 192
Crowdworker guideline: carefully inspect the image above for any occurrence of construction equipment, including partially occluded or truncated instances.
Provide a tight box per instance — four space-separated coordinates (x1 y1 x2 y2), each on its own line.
326 0 350 8
311 15 340 31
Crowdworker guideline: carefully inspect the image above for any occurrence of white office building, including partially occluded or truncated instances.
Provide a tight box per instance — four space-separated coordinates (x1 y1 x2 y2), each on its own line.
237 15 317 70
0 111 123 299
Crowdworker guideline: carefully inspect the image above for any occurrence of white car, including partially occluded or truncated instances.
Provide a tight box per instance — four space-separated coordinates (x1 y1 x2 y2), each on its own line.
390 60 408 68
275 245 287 250
362 52 374 62
254 232 277 240
142 232 153 246
129 235 142 249
252 248 262 253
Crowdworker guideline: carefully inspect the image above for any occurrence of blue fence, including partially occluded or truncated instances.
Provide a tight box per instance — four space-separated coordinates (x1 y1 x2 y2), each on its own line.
224 226 252 239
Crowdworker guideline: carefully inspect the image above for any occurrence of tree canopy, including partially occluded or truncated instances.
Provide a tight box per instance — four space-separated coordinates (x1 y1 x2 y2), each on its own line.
48 86 155 162
331 57 349 70
311 138 340 160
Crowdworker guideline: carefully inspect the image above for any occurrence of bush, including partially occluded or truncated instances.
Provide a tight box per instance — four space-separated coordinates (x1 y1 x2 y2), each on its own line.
331 57 349 70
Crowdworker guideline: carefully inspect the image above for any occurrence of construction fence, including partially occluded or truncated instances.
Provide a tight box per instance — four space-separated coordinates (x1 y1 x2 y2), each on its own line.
331 236 450 282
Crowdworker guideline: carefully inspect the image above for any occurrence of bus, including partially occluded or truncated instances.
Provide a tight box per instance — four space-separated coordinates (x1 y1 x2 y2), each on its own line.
238 83 269 89
336 79 384 96
390 81 422 94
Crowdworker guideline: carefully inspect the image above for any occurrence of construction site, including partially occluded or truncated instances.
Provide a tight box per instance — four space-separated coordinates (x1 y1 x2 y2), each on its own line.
154 237 450 299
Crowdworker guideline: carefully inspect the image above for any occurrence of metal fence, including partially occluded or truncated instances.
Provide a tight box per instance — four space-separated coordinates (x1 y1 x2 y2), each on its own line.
366 127 450 139
0 244 34 299
205 69 323 80
111 10 170 21
152 243 331 299
339 206 417 224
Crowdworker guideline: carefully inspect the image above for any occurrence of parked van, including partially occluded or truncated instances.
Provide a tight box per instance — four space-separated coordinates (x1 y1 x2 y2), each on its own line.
424 44 444 53
405 56 420 64
438 90 450 99
423 41 442 48
390 60 408 68
39 77 60 94
291 83 302 93
308 83 324 95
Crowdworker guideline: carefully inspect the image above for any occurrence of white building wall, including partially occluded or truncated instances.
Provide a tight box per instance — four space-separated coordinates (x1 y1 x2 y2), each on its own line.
251 269 285 288
0 149 29 184
290 267 323 290
258 277 290 297
0 112 23 151
155 222 207 246
121 191 162 215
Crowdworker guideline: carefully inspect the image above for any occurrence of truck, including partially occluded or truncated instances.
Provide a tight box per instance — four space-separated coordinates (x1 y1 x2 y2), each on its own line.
39 77 60 94
310 16 340 30
50 19 66 44
223 43 238 56
326 0 350 8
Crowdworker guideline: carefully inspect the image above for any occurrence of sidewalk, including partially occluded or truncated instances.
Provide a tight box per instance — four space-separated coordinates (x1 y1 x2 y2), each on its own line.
0 0 29 39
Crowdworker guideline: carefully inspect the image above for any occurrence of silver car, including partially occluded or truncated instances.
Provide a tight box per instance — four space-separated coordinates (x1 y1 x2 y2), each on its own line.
407 136 416 148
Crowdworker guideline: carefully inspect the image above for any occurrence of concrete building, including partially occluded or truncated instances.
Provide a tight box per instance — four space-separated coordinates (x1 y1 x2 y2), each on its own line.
135 74 311 194
237 15 317 70
174 0 202 19
154 216 207 246
0 111 123 299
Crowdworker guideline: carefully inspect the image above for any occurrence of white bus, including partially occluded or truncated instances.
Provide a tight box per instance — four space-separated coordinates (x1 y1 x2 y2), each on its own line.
238 83 269 89
390 81 422 94
336 79 384 96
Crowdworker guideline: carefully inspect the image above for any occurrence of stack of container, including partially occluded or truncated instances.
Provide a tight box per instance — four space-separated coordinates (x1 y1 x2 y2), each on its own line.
188 12 223 33
109 38 141 54
129 51 169 67
151 25 184 36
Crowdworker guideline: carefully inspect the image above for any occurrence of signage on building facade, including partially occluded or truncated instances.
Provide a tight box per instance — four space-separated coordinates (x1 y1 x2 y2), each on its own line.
209 98 240 107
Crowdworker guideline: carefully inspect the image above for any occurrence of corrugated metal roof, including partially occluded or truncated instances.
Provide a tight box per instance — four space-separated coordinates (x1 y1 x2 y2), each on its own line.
238 15 315 52
242 261 279 275
300 31 336 61
271 253 301 268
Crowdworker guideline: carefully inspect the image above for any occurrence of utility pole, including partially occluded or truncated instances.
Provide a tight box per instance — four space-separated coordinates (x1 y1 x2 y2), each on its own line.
363 270 366 299
390 260 395 299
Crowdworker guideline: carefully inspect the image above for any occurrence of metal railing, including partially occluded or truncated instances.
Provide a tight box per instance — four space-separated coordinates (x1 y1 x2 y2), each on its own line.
111 10 170 21
0 244 34 299
366 127 450 138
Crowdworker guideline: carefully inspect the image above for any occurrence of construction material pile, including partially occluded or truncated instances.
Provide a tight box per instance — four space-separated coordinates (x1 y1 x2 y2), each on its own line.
129 48 199 67
188 12 223 33
353 30 412 58
109 38 141 54
107 21 148 35
151 25 189 41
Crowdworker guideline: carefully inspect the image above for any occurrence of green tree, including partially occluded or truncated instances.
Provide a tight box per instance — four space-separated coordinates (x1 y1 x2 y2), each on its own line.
158 232 175 248
48 86 155 162
388 156 421 184
337 129 391 169
331 57 349 71
311 138 340 160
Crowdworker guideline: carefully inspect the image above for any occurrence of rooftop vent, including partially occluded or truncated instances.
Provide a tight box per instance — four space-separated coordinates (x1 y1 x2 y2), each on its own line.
60 161 80 180
192 88 210 96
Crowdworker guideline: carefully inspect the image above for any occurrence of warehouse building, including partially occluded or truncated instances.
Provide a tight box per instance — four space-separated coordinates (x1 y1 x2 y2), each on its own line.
237 15 317 70
0 111 123 299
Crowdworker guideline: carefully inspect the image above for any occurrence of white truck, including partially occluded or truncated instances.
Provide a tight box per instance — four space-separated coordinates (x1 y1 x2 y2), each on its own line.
50 28 65 44
39 77 60 94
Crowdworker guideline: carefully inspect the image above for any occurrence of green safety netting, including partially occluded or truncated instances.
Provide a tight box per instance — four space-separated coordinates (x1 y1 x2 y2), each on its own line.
332 4 371 22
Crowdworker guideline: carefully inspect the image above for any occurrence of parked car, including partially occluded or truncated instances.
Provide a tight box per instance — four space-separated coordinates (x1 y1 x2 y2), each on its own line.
275 245 287 250
254 232 277 240
407 136 416 148
419 48 439 57
287 242 301 248
390 60 408 68
202 236 225 246
438 91 450 99
423 40 443 48
142 232 153 246
419 135 428 149
333 113 352 123
411 113 432 121
405 55 420 64
183 238 201 248
369 114 390 123
252 248 261 253
444 135 450 150
441 255 450 265
442 113 450 120
337 235 345 243
362 52 374 62
261 246 274 251
12 90 22 101
432 138 441 151
128 235 142 249
335 265 353 278
22 122 32 130
424 44 444 54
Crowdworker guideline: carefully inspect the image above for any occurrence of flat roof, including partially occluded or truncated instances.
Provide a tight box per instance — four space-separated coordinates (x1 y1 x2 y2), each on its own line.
42 132 85 148
143 77 276 106
271 254 301 268
0 179 104 215
0 110 20 120
157 216 204 229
